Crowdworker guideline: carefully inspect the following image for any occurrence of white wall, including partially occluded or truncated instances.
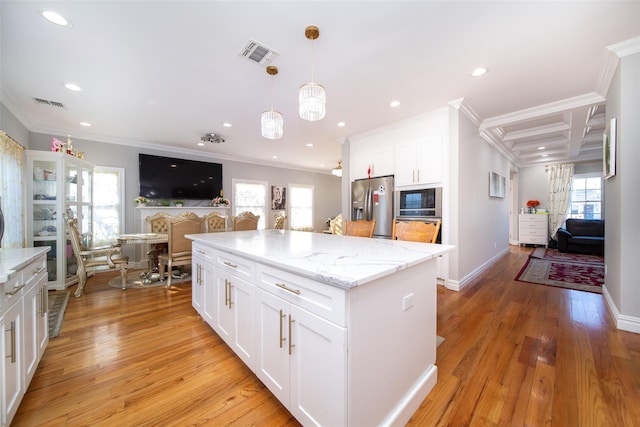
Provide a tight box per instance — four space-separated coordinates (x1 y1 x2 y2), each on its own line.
450 106 512 284
604 51 640 330
0 103 29 145
517 166 548 212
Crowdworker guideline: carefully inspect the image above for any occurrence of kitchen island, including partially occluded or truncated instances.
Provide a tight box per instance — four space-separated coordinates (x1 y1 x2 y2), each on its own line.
186 229 454 426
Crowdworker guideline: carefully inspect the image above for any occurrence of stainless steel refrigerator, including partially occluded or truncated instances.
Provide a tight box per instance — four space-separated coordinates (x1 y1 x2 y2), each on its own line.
351 175 394 239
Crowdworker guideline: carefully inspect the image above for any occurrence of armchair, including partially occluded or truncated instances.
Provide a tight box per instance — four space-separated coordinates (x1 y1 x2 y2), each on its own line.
66 217 129 297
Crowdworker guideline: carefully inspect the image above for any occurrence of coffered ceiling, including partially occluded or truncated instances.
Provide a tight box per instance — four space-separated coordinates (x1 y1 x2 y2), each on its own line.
1 1 639 173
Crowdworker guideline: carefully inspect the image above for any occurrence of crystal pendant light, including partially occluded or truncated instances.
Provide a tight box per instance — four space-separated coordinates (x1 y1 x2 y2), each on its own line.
261 66 283 139
299 26 326 121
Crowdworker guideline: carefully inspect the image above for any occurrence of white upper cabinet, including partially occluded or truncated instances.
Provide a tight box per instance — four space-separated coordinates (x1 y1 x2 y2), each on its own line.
349 107 449 186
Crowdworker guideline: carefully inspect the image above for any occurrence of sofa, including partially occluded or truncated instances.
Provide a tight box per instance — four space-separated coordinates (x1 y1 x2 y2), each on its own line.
557 219 604 255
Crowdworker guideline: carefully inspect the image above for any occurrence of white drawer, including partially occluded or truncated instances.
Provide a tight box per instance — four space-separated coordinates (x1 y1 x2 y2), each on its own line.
519 214 547 223
2 272 24 312
192 243 216 263
520 228 547 237
23 255 47 291
256 263 346 327
519 221 547 230
521 235 548 244
215 250 255 282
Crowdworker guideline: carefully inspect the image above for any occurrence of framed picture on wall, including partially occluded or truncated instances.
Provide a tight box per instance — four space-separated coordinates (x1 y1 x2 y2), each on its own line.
603 117 616 180
489 171 506 198
271 186 286 210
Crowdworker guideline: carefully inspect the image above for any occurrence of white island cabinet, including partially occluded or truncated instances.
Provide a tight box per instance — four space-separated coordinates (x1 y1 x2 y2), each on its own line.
1 247 50 427
188 230 454 426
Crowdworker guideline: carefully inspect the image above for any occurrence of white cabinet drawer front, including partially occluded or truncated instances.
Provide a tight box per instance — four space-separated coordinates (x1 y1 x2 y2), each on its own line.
192 243 216 263
520 229 547 237
3 274 24 311
519 215 547 223
522 236 547 244
23 256 47 291
519 221 547 230
215 251 255 281
256 264 346 327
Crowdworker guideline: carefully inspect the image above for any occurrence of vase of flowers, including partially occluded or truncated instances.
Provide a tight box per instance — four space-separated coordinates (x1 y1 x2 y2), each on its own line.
526 199 540 214
212 196 230 207
134 196 150 207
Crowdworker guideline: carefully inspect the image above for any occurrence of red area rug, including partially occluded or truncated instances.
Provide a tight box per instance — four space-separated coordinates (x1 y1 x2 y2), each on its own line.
515 249 604 293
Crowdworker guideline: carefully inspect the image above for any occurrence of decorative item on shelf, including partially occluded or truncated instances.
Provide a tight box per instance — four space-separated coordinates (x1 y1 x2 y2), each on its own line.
161 199 170 206
51 137 64 152
212 196 230 207
261 65 284 139
526 199 540 214
65 135 74 156
174 200 184 207
134 196 149 207
299 25 326 122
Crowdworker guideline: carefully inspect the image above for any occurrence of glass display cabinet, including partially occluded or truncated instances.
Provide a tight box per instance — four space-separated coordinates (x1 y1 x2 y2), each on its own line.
25 150 94 291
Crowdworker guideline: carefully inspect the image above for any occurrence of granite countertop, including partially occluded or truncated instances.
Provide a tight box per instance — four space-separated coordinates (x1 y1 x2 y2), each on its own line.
186 229 455 289
0 247 50 283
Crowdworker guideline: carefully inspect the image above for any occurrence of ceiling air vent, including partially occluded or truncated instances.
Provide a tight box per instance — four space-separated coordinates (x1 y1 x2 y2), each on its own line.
201 133 225 144
33 97 65 109
239 39 279 65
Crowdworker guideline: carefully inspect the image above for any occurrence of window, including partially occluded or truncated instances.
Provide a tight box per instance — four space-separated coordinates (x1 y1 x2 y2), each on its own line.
93 167 125 245
567 174 601 220
233 179 267 229
289 184 314 231
0 131 24 248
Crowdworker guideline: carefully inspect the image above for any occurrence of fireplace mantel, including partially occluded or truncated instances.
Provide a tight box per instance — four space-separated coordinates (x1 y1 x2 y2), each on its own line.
136 206 231 233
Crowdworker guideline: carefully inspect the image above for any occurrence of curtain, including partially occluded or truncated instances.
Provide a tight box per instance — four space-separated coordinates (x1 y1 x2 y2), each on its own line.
0 130 25 248
547 163 574 240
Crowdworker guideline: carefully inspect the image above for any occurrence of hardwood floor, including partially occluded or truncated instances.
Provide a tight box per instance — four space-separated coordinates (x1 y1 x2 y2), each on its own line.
13 246 640 426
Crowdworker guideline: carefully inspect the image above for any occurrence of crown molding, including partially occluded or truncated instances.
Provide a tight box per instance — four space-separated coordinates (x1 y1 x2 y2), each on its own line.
608 36 640 58
479 92 606 131
448 98 481 127
480 129 521 167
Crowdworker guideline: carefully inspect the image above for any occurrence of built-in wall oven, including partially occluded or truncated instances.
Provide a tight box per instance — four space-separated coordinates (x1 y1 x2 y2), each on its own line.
395 187 443 243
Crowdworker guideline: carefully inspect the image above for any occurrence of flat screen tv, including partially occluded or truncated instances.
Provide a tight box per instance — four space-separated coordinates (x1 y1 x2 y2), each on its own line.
139 154 222 200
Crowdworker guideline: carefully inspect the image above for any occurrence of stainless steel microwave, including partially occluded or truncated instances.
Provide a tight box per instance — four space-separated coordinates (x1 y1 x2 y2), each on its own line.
396 187 442 218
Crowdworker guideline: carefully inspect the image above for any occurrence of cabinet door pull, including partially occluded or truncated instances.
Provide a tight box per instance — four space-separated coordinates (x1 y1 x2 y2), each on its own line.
196 249 206 255
223 261 237 269
5 283 25 296
33 266 46 275
276 283 301 295
224 279 229 307
412 170 415 183
39 286 48 317
288 315 295 355
197 264 202 285
279 309 286 348
6 321 16 363
417 169 420 182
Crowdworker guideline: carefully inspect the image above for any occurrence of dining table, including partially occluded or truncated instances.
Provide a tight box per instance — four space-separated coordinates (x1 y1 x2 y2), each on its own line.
117 233 169 286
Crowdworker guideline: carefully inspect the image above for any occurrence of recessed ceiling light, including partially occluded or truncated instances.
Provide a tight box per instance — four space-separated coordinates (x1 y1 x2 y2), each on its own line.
337 121 346 127
42 10 70 26
272 155 278 159
538 146 546 150
223 122 232 127
306 143 314 147
65 83 83 91
389 100 400 108
471 67 488 77
79 122 91 127
197 142 205 147
541 154 549 158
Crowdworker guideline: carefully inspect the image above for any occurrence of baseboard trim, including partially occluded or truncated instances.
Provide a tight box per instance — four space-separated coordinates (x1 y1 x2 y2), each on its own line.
602 285 640 333
446 248 509 292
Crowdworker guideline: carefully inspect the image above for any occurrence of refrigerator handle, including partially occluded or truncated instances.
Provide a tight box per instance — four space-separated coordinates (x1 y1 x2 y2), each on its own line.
364 186 372 221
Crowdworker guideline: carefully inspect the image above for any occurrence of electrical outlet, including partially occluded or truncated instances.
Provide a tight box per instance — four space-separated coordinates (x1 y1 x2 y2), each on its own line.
402 293 414 311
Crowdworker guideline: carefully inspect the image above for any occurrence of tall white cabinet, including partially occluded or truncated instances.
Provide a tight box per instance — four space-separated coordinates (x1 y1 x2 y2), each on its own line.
25 150 95 290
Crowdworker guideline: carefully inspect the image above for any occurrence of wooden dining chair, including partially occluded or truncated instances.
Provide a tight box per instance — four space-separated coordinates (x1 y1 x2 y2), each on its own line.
344 219 376 238
145 212 171 270
158 215 204 287
66 217 129 297
232 211 260 231
392 220 441 243
203 212 227 233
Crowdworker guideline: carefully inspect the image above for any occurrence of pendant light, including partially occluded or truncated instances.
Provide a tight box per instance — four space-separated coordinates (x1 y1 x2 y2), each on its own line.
261 65 284 139
299 25 326 121
331 160 343 177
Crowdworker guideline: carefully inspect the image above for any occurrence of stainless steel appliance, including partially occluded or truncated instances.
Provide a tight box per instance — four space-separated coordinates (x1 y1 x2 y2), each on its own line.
395 187 443 243
396 187 442 219
351 175 394 239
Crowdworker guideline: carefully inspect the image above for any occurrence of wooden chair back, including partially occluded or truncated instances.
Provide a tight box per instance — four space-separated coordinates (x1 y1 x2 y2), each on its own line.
344 219 376 238
392 220 441 243
203 212 227 233
176 211 199 221
158 215 204 288
232 212 260 231
146 212 171 233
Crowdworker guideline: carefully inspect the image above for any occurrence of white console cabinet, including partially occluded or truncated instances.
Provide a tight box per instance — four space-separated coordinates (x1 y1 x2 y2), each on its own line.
519 214 549 247
1 247 49 427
